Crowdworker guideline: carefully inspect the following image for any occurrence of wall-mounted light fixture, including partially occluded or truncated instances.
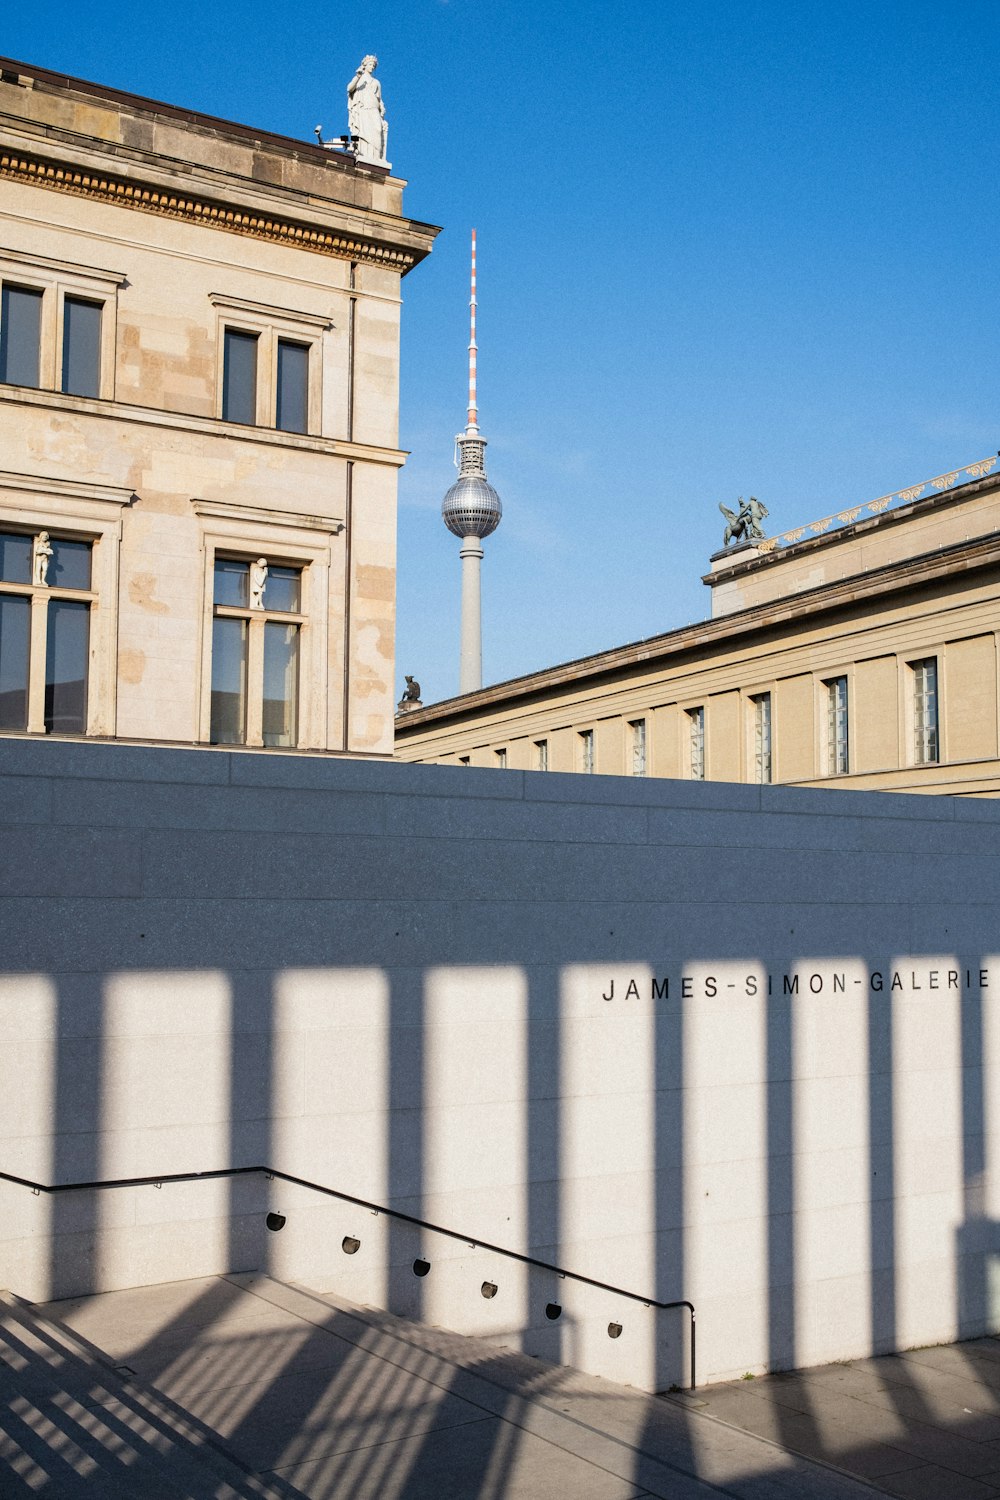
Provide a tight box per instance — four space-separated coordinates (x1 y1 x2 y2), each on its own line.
608 1322 623 1339
265 1212 286 1232
545 1302 562 1321
342 1236 361 1255
481 1281 498 1299
413 1258 431 1277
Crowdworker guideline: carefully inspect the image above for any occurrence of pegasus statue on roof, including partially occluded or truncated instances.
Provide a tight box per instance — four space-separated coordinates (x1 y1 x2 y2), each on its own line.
719 495 768 547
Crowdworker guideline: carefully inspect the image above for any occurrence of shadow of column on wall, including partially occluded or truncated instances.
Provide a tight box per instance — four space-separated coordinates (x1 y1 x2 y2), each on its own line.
526 965 562 1365
386 965 426 1321
634 960 690 1493
766 974 795 1377
228 968 275 1275
48 974 105 1301
956 957 1000 1347
868 963 897 1358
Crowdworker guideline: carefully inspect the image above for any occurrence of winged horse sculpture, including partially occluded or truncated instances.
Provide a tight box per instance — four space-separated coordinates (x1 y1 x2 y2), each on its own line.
719 495 768 547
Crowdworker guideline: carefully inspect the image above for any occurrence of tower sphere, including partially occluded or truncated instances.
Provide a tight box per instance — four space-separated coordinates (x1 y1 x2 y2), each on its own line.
442 473 502 538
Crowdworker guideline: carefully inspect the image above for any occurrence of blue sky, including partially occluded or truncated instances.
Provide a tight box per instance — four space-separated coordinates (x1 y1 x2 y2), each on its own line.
6 2 1000 700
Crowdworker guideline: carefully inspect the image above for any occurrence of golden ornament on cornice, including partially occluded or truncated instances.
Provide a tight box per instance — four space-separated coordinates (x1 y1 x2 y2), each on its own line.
758 453 997 558
755 537 777 553
0 147 417 271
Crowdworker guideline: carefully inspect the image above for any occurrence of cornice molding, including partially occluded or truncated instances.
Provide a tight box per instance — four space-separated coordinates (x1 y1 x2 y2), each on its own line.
0 143 420 272
191 498 343 535
0 385 408 466
0 468 134 508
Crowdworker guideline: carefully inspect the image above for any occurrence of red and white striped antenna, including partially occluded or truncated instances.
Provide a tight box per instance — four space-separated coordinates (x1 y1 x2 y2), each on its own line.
467 229 478 432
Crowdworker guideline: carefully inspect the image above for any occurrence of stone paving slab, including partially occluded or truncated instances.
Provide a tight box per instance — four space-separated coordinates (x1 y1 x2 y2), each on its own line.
10 1273 876 1499
697 1340 1000 1499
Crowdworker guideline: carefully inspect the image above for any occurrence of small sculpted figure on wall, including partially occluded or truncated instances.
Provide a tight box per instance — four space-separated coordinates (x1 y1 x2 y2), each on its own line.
397 674 423 711
33 531 53 587
249 558 268 610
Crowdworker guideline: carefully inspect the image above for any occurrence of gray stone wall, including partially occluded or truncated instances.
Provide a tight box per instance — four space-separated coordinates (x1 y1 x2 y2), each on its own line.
2 737 999 1388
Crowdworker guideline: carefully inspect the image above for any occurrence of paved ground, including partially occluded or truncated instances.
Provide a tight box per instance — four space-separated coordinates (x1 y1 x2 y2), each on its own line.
694 1341 1000 1500
2 1273 875 1499
12 1274 1000 1499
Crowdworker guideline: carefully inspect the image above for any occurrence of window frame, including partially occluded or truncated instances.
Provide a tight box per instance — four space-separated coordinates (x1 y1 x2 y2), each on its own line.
534 737 549 772
0 468 129 737
210 294 330 435
629 717 647 776
908 655 940 766
822 673 850 776
0 247 124 401
194 500 341 750
578 726 595 774
686 704 706 781
210 556 305 748
749 690 773 784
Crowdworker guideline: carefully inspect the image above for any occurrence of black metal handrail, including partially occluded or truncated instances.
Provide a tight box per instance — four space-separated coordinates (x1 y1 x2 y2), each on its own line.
0 1163 696 1389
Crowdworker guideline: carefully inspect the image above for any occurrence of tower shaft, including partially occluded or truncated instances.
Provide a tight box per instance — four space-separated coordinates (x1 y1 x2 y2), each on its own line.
459 534 484 693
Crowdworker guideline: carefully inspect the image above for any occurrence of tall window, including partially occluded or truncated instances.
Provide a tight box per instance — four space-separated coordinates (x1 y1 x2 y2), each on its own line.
535 738 548 772
579 728 595 774
210 557 302 747
276 340 309 433
826 676 849 774
61 297 102 398
688 706 705 780
752 693 772 783
222 330 258 425
911 658 939 764
220 322 314 432
0 285 42 388
630 718 647 776
0 530 93 734
495 747 507 768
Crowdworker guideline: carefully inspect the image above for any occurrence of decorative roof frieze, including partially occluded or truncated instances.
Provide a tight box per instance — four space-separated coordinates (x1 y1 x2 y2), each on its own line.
0 144 420 271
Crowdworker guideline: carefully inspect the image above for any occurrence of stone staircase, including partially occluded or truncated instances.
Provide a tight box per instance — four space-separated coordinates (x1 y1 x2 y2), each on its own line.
0 1287 285 1497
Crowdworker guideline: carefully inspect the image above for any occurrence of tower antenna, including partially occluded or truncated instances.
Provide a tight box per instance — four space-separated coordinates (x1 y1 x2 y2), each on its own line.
467 228 478 432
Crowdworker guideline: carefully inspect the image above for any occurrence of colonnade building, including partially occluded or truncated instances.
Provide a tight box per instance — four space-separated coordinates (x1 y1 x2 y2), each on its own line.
396 460 1000 796
0 57 437 755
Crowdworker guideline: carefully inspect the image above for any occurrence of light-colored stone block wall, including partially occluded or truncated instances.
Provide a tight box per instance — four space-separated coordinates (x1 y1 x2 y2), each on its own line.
0 69 437 754
3 738 1000 1392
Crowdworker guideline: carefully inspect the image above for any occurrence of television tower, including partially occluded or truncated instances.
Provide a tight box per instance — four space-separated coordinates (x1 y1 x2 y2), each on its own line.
441 230 502 694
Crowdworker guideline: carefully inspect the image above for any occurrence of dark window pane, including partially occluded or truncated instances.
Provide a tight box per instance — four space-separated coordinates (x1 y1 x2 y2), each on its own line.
61 297 102 398
264 565 300 613
263 622 298 747
276 340 308 433
222 329 258 424
0 285 42 388
0 531 32 584
0 594 29 730
213 558 248 607
210 616 247 744
48 538 92 591
44 599 89 734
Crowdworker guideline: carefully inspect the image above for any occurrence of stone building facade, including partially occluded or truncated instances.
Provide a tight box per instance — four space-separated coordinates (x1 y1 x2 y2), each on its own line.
0 57 438 754
396 462 1000 796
